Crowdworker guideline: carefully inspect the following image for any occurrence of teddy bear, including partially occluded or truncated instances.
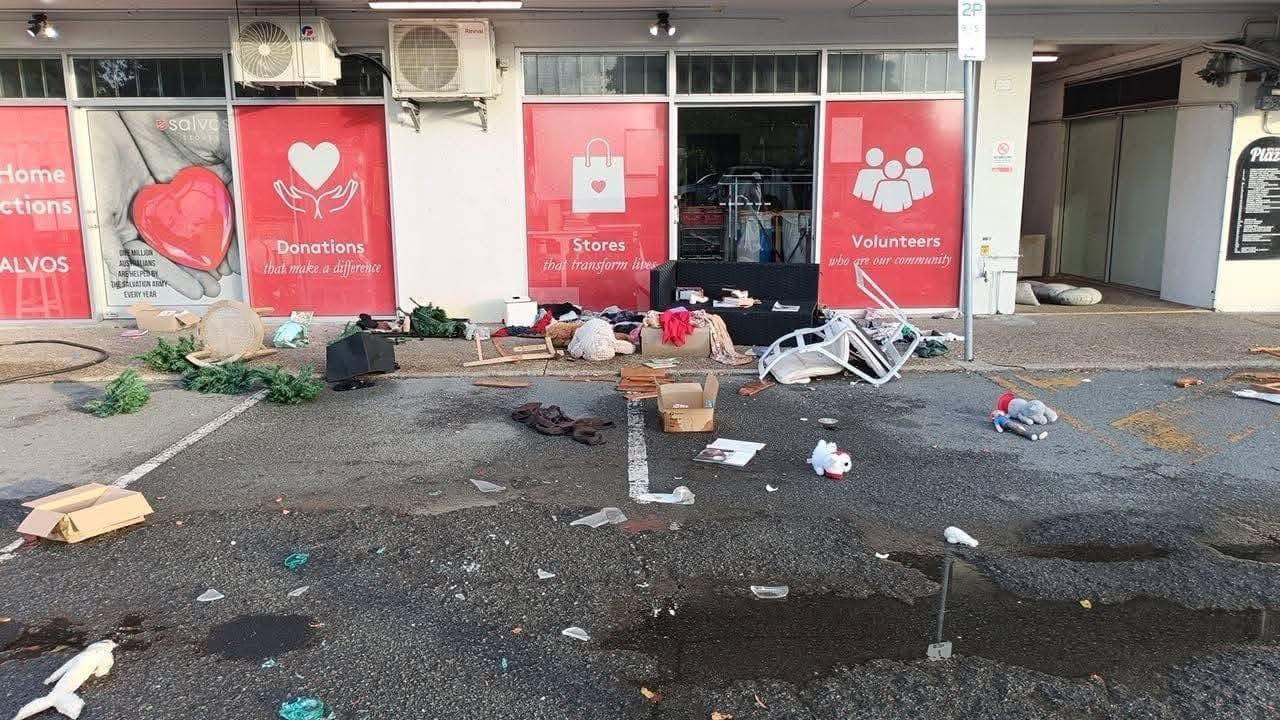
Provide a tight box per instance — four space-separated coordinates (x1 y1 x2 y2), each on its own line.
996 391 1058 425
808 440 852 480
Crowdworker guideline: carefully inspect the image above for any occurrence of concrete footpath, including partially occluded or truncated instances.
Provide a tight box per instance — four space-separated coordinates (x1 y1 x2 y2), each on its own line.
2 310 1280 383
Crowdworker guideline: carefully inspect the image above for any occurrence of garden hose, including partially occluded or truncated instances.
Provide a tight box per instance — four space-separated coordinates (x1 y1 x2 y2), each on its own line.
0 340 111 385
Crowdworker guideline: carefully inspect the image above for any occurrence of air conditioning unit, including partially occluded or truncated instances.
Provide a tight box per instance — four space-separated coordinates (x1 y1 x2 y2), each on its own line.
389 19 499 99
229 16 342 86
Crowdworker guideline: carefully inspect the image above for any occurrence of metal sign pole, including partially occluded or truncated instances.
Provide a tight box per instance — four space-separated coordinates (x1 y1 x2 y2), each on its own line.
962 60 977 362
957 0 984 363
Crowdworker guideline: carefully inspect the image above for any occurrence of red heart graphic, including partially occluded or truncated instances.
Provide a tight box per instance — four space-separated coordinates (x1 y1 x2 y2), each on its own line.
591 179 607 194
132 166 233 272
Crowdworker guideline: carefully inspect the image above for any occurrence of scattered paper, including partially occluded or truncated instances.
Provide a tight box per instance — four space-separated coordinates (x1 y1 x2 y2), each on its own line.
875 552 890 560
771 301 800 313
561 626 591 641
536 569 556 580
694 438 766 467
750 585 790 600
261 659 278 668
641 687 662 703
196 589 224 602
287 586 310 598
711 711 734 720
633 486 695 505
569 507 627 528
1234 389 1280 406
469 479 507 493
765 484 779 493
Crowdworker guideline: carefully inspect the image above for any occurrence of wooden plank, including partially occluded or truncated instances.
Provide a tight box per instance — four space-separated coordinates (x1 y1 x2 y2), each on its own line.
738 379 775 397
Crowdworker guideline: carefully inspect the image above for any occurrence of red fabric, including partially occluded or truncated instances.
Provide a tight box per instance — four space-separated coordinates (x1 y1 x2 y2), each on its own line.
531 310 554 334
661 308 693 346
996 392 1015 414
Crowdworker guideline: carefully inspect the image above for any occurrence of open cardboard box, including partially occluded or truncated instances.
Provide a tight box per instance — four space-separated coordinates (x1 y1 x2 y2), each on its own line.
130 303 200 332
17 483 154 543
657 373 719 432
640 326 711 357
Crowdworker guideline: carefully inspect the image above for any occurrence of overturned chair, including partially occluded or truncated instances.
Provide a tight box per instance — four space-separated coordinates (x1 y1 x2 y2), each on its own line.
756 267 921 386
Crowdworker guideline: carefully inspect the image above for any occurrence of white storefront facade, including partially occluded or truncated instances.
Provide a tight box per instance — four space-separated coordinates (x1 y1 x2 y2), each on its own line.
0 1 1276 322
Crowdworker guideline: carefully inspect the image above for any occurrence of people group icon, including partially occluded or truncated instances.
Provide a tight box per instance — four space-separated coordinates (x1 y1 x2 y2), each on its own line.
853 146 934 214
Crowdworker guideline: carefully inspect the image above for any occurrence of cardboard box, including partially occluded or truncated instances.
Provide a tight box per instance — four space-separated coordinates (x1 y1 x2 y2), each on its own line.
657 373 719 432
641 326 711 358
130 303 200 332
17 483 154 543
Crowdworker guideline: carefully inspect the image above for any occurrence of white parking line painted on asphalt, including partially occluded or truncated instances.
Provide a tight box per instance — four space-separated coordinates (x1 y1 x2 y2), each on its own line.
112 390 267 488
0 537 23 563
627 400 650 498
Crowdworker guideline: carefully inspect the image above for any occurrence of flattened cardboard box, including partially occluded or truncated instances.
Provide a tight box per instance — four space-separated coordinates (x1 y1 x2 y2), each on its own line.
130 303 200 332
17 483 154 543
657 373 719 433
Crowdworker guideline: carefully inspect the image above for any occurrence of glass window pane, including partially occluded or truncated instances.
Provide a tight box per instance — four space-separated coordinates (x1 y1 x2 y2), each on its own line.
862 52 885 92
557 55 580 95
841 53 865 92
19 59 45 98
136 59 160 97
904 52 927 92
946 52 963 92
796 53 818 92
158 58 183 97
924 52 948 92
826 54 841 93
623 55 644 94
676 55 689 94
578 54 603 95
733 55 752 93
599 55 621 94
755 55 777 93
73 59 93 97
523 55 537 95
711 56 731 93
882 52 904 92
646 55 666 94
690 55 710 93
0 59 20 97
197 58 225 96
776 54 796 92
43 60 65 97
537 55 558 95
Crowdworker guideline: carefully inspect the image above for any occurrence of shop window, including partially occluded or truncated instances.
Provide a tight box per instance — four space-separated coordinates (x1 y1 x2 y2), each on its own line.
826 51 963 94
0 58 65 99
522 53 666 96
72 57 225 98
676 53 819 94
235 52 386 99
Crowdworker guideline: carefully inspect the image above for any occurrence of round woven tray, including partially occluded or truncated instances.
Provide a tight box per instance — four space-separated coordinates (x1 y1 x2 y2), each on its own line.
197 300 265 361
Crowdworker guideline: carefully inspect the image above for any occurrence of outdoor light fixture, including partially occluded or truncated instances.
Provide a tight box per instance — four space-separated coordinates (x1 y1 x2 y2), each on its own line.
368 1 521 9
1032 52 1059 63
649 12 675 38
25 13 57 39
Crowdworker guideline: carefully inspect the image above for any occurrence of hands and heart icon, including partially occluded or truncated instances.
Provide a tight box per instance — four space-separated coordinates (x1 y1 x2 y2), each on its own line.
131 166 233 272
275 141 360 219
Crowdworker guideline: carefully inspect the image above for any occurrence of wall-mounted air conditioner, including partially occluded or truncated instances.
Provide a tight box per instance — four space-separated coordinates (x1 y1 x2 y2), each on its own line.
230 16 341 86
389 19 499 99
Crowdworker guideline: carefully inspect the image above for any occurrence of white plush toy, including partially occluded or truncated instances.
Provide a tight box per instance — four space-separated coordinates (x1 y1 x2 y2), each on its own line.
996 391 1059 425
808 440 852 480
13 639 116 720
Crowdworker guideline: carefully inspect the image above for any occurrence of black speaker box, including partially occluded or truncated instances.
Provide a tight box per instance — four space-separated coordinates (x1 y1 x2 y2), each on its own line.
325 333 397 382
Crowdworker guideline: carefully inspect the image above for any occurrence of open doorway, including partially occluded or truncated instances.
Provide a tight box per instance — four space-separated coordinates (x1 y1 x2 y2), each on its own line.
676 106 814 263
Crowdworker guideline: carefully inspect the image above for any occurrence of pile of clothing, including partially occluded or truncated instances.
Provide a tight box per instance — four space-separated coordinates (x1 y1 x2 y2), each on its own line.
511 403 613 446
643 308 753 366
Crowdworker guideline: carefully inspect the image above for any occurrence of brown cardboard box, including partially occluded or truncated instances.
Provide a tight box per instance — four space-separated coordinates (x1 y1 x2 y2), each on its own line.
17 483 154 543
657 373 719 432
640 326 711 358
130 303 200 332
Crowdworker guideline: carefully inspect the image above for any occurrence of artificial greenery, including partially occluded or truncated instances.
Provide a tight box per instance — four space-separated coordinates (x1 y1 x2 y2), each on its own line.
402 299 464 338
257 365 324 405
84 369 150 417
179 362 324 405
135 336 201 372
181 361 261 395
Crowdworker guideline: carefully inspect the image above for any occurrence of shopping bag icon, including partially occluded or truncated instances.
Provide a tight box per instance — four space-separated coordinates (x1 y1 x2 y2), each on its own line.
571 137 626 214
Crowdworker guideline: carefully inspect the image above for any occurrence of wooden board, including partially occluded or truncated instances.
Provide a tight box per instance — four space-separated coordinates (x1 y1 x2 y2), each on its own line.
738 379 775 397
473 379 532 388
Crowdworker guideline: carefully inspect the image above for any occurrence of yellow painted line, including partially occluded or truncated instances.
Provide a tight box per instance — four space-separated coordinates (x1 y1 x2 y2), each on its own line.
989 374 1123 451
1013 372 1086 391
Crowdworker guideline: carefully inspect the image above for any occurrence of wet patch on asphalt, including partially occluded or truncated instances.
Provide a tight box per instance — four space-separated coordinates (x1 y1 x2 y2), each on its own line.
0 618 86 663
205 614 315 661
1020 543 1172 562
605 555 1278 691
1213 543 1280 564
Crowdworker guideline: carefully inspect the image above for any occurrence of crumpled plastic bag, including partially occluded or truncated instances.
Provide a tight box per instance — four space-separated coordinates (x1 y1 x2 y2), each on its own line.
273 321 309 349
